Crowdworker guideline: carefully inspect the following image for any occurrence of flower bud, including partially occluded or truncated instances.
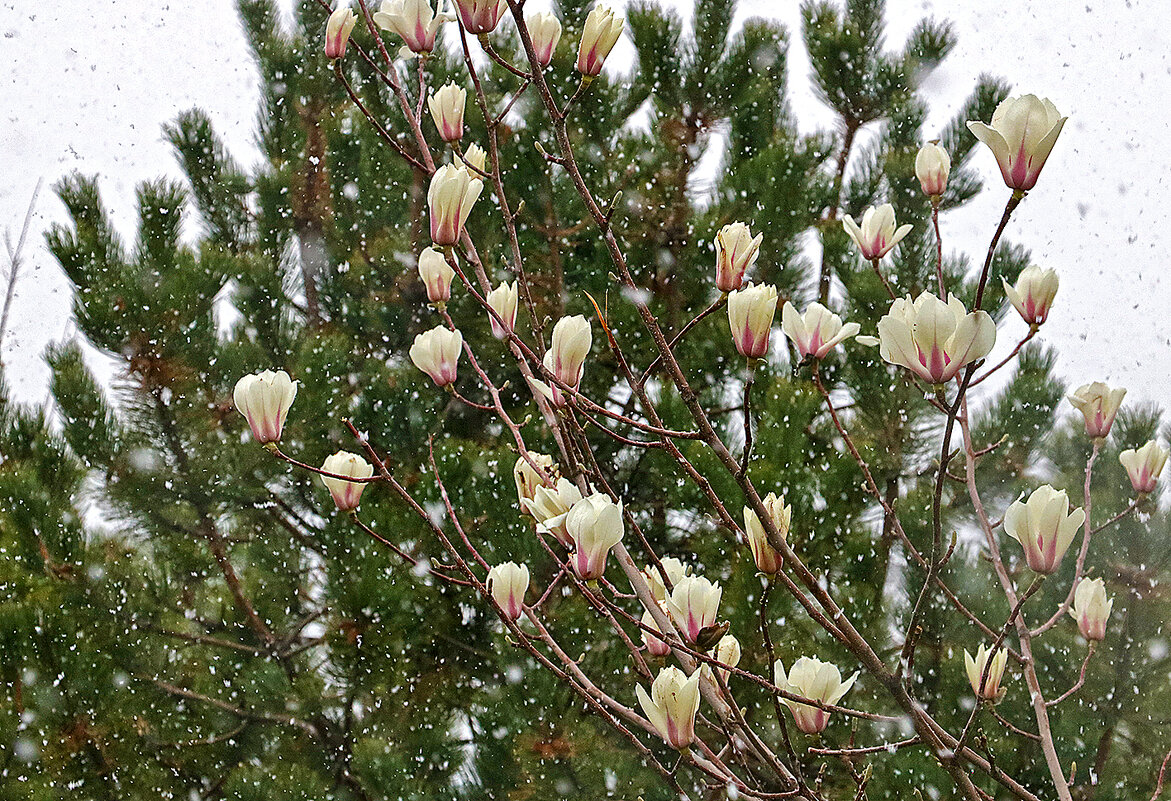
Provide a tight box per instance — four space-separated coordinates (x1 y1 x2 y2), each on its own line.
565 493 623 580
781 301 860 361
234 369 298 444
873 291 995 384
1068 382 1126 440
1004 485 1085 575
639 557 691 603
325 6 358 60
1119 440 1168 495
1069 578 1112 642
321 450 374 512
576 5 624 77
372 0 450 57
641 604 672 657
1003 265 1059 327
743 492 790 575
452 0 508 35
727 283 778 359
842 204 913 261
428 83 467 143
418 246 455 303
915 142 951 197
666 575 722 644
486 280 519 339
527 11 562 68
968 95 1067 192
774 656 858 734
488 561 529 621
458 143 487 174
409 325 463 387
513 452 553 507
636 666 701 750
522 478 583 548
964 644 1008 701
541 314 592 407
714 222 762 292
711 634 741 686
428 164 483 246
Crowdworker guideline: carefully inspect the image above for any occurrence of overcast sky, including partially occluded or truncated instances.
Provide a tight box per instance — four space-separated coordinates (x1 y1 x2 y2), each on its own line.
2 0 1168 411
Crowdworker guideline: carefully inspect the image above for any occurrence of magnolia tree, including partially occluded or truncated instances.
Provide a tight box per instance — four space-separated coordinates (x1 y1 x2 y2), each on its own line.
7 0 1171 798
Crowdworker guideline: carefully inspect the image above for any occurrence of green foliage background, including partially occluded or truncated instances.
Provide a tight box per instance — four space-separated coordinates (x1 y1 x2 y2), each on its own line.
1 0 1168 798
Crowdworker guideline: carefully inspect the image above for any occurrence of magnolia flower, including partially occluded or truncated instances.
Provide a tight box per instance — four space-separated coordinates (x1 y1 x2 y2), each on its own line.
641 604 672 657
565 493 623 580
781 301 860 361
1069 382 1127 439
428 164 483 246
372 0 450 57
743 492 790 575
409 325 463 387
842 204 912 261
1004 265 1059 327
711 634 742 686
1004 485 1086 575
539 315 592 407
915 142 951 197
522 477 583 547
234 369 298 444
640 556 691 603
485 280 518 339
964 644 1009 701
452 0 507 34
325 6 358 59
576 5 624 77
637 667 701 750
418 246 455 303
714 222 762 292
428 83 466 142
666 575 722 644
727 283 779 359
457 143 487 174
1120 440 1169 495
1070 578 1113 641
488 561 529 621
527 11 562 67
321 451 374 512
967 95 1067 192
872 292 995 384
774 657 858 735
513 452 554 507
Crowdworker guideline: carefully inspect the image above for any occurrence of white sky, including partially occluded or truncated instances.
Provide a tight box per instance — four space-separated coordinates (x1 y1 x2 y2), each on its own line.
2 0 1169 410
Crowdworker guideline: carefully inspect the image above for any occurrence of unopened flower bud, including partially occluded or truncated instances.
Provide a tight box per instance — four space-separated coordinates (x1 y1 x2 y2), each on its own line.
1004 265 1059 327
714 222 762 292
565 493 623 580
234 369 298 444
428 83 467 143
1119 440 1168 495
488 561 529 621
458 143 487 174
727 283 778 359
418 246 455 303
513 452 554 507
968 95 1067 192
666 575 722 644
428 165 483 246
452 0 507 35
743 492 790 575
1069 578 1112 641
373 0 450 58
576 5 623 77
641 605 671 657
1068 382 1126 440
486 280 518 339
541 314 591 407
527 11 562 68
325 6 358 60
321 450 374 511
1004 485 1085 575
636 666 701 750
915 142 951 197
775 656 858 734
842 204 913 261
409 325 463 387
711 634 741 686
964 644 1008 701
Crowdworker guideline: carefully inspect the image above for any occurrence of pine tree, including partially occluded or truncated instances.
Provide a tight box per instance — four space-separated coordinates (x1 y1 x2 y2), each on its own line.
2 0 1168 799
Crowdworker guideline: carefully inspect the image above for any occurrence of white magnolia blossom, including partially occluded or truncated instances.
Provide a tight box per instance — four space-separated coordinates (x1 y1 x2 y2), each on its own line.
428 165 483 246
1004 485 1085 575
234 369 298 444
576 5 624 77
842 204 912 261
513 453 554 507
727 282 779 359
325 7 358 59
418 246 455 304
488 561 529 621
775 656 858 734
714 221 762 292
1119 440 1168 495
457 143 487 174
321 451 374 512
964 644 1009 701
636 666 701 750
1003 265 1059 327
967 95 1067 192
780 301 860 361
743 492 790 575
640 604 671 657
372 0 451 57
485 280 519 339
1069 578 1112 641
522 477 584 548
527 11 562 67
428 83 466 143
915 142 951 197
409 325 463 387
711 634 741 686
452 0 508 35
1068 382 1126 439
640 556 692 604
537 315 592 407
565 493 623 580
666 575 722 644
869 291 995 384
